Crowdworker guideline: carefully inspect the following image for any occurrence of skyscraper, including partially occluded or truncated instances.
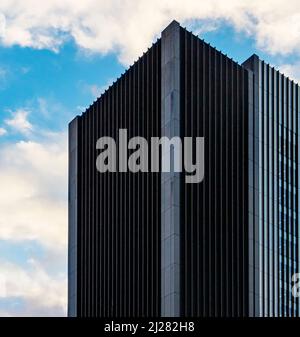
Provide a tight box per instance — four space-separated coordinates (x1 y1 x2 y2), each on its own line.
68 20 300 317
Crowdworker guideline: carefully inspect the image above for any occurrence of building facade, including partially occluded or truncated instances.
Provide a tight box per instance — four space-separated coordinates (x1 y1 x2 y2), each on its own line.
243 55 300 316
68 21 300 317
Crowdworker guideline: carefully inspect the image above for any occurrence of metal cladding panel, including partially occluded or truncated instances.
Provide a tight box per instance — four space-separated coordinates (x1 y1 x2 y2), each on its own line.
179 28 250 317
73 40 161 317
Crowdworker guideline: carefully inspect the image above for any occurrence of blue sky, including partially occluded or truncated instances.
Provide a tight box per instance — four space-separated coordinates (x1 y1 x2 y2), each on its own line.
0 42 124 139
0 1 300 316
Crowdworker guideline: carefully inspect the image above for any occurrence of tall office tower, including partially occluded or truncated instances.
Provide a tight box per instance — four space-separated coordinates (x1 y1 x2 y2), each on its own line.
68 20 300 317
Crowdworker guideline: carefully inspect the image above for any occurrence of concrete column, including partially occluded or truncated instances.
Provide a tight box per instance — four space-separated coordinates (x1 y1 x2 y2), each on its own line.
68 116 79 317
161 20 181 317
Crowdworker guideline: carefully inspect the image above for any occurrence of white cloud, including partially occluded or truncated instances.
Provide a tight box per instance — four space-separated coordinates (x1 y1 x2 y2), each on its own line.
76 105 87 113
89 84 102 98
0 108 68 316
279 62 300 85
4 109 33 135
185 19 220 36
0 131 68 252
0 1 300 65
0 13 5 38
37 98 50 117
85 78 114 99
0 259 66 316
0 127 6 136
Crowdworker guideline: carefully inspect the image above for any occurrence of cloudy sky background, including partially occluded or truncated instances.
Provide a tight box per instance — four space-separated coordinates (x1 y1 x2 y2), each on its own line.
0 0 300 316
